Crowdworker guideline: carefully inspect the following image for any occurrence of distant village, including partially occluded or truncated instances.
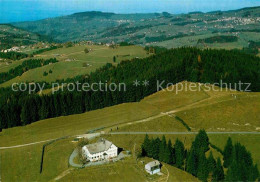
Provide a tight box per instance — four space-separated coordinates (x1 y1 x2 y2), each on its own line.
0 40 119 54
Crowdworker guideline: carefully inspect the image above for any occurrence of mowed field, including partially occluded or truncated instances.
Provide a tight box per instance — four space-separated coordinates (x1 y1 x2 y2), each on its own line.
0 45 148 87
0 82 259 181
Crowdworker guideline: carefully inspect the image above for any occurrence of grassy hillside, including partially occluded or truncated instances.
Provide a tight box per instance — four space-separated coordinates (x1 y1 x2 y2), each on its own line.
0 82 259 181
0 45 148 87
61 156 199 182
0 24 49 50
13 7 260 49
0 138 75 182
177 94 260 132
0 58 24 73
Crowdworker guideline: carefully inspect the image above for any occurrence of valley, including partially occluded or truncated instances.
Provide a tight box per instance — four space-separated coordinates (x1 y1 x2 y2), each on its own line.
12 7 260 50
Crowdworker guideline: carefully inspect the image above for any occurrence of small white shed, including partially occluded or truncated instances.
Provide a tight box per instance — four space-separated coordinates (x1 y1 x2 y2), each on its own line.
145 160 161 175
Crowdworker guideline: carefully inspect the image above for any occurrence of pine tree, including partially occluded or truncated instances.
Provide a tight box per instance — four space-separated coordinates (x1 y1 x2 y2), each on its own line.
174 138 185 169
197 149 209 182
213 157 224 182
164 139 173 164
225 157 239 181
186 146 197 176
194 129 209 153
151 137 161 160
141 134 150 156
223 137 233 168
159 135 167 162
113 56 116 63
225 142 258 181
147 138 154 157
249 164 259 181
207 151 216 174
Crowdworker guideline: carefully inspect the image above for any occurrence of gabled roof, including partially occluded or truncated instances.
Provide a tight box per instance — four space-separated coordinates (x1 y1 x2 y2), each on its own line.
84 139 113 154
146 160 160 168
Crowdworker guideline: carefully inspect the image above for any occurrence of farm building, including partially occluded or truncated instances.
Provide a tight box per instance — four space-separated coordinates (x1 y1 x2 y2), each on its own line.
145 160 161 175
82 139 118 162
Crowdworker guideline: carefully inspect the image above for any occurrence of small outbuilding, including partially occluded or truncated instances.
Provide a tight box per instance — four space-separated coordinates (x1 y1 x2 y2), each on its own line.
145 160 161 175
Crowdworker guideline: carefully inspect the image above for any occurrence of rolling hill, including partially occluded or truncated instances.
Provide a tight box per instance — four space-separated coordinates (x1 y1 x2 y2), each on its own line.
13 7 260 49
0 44 148 87
0 82 259 181
0 24 50 50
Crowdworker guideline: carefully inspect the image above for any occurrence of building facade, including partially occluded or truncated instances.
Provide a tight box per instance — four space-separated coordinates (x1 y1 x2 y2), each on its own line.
82 139 118 162
145 160 161 175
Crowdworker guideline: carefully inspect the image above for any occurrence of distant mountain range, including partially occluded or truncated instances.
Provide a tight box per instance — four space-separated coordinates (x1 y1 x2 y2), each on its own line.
6 6 260 48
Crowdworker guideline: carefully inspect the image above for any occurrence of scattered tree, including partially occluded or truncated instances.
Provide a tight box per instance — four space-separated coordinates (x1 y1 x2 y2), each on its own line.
84 48 89 54
113 56 116 63
43 71 48 76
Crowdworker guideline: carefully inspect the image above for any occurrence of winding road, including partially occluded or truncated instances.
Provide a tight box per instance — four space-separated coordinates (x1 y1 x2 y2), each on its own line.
1 93 259 150
1 131 259 150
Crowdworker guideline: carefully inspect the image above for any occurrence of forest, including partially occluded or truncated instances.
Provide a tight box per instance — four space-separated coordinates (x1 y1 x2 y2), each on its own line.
31 46 61 55
0 58 58 84
145 33 190 43
198 35 238 44
0 51 29 60
0 47 259 130
141 130 259 181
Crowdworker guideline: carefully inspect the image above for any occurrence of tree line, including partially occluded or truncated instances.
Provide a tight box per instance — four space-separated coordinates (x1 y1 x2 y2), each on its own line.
0 46 60 61
0 47 260 130
141 130 259 181
31 46 61 55
0 58 58 84
198 35 238 44
0 51 29 60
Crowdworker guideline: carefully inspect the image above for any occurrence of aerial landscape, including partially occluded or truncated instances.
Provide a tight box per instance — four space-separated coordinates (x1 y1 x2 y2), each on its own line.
0 0 260 181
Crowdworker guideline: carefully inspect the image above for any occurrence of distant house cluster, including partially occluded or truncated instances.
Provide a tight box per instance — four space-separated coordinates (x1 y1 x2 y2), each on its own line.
2 46 20 53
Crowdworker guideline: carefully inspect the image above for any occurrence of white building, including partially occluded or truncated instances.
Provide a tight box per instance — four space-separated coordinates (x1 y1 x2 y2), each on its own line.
145 160 161 175
82 139 118 162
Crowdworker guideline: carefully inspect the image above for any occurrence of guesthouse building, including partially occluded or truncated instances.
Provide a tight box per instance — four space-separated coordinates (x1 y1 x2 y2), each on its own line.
82 139 118 162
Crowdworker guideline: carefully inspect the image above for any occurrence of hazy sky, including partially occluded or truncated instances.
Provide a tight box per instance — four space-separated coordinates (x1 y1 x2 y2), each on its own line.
0 0 260 23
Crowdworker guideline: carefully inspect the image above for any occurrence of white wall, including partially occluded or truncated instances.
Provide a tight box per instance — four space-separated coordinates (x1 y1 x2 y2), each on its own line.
82 144 118 162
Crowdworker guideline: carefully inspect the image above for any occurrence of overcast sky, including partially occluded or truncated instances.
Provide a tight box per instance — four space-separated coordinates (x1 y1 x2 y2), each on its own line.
1 0 260 23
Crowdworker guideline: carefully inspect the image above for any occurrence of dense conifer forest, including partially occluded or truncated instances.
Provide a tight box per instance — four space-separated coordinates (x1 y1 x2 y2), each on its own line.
141 131 259 181
0 51 29 60
0 47 259 130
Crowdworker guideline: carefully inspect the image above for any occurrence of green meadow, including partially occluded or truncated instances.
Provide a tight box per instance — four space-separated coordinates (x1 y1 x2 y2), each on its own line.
0 45 148 87
0 82 259 181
